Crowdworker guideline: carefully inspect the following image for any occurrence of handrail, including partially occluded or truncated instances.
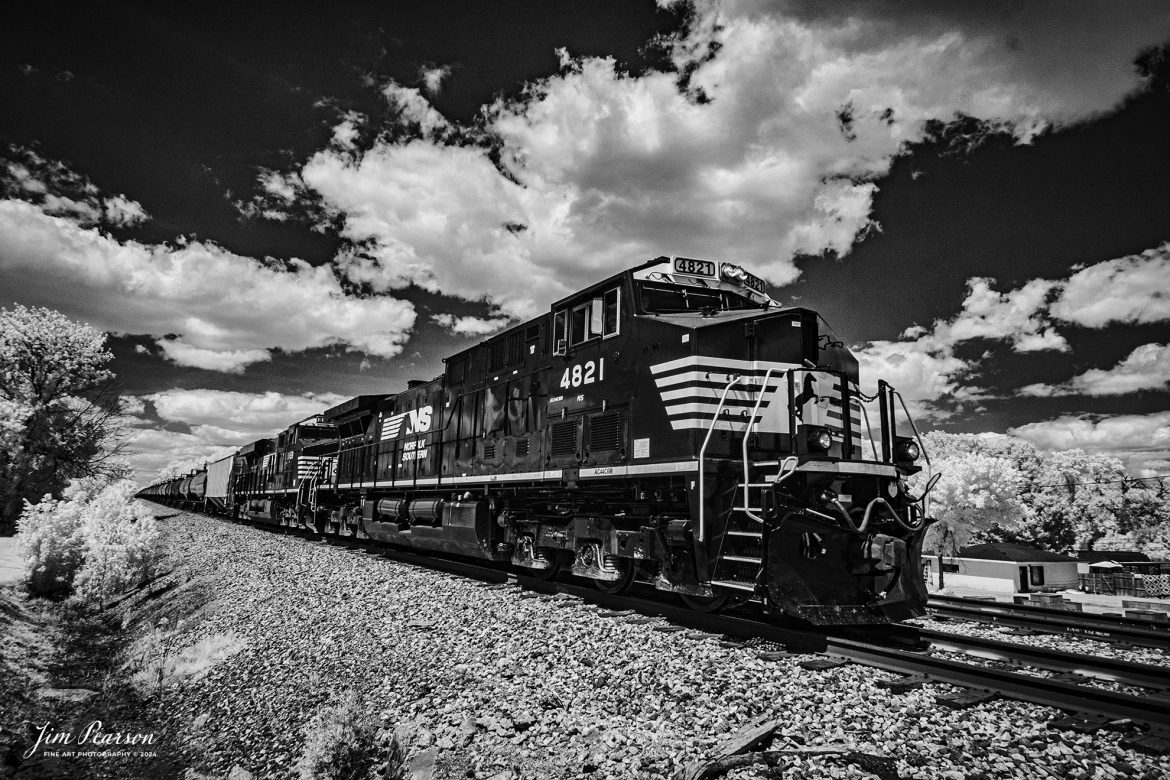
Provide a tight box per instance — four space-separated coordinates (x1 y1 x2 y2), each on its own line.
890 387 934 517
741 367 779 501
698 374 741 543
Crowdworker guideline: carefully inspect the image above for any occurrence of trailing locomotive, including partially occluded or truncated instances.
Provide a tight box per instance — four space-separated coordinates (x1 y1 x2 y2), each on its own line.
141 256 934 625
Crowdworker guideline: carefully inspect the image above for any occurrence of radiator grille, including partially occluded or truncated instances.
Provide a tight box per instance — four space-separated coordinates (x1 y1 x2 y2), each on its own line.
515 438 530 456
483 443 496 460
589 413 622 452
550 420 578 456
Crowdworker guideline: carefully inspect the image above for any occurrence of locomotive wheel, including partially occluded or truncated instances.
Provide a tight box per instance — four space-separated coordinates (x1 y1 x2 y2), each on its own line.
594 558 637 595
680 593 729 613
531 548 564 581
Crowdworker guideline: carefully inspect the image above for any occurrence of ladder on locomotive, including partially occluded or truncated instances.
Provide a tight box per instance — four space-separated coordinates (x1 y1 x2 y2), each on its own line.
295 457 328 517
701 369 797 597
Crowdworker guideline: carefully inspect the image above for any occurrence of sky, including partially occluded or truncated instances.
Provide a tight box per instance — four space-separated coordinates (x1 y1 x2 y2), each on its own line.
2 0 1169 483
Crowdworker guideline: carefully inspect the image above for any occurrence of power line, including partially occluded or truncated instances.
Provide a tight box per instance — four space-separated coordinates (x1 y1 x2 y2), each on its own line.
1029 474 1170 489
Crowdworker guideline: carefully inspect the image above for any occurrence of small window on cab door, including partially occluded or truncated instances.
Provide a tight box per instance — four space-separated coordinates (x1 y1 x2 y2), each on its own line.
602 287 620 337
570 302 590 345
553 310 567 355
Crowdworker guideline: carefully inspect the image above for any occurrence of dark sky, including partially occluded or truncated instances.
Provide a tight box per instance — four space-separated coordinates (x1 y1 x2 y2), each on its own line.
2 1 1169 479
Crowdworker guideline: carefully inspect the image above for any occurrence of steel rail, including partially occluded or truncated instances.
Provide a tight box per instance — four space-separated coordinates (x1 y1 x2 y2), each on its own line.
918 628 1170 691
820 635 1170 731
928 596 1170 652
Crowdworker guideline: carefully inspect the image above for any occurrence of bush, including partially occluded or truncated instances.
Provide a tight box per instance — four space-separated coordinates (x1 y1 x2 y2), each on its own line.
294 689 379 780
15 478 161 605
72 481 161 606
15 492 86 598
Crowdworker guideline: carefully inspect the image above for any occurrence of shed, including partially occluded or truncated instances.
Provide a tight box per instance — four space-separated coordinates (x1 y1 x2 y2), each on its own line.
1075 549 1167 576
924 543 1080 594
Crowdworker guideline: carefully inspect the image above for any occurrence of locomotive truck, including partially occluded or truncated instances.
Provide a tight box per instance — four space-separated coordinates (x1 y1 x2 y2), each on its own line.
142 256 934 625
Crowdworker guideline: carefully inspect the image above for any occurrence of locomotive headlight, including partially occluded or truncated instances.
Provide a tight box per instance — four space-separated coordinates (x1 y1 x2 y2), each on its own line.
807 427 833 452
721 263 747 283
895 437 920 463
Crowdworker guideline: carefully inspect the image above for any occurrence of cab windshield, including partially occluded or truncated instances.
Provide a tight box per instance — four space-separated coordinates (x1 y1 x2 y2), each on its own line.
637 280 759 314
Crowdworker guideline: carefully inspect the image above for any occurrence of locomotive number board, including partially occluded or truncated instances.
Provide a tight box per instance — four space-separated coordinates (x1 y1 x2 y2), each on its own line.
735 267 767 294
673 257 716 277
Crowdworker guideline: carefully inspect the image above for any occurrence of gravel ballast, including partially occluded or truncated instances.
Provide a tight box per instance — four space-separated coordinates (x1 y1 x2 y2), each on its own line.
138 508 1170 779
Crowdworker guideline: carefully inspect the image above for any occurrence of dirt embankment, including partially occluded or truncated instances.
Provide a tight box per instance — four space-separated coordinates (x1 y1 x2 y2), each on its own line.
0 512 217 780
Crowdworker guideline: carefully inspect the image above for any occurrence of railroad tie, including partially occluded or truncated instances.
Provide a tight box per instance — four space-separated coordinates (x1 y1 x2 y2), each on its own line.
936 689 997 709
875 673 930 693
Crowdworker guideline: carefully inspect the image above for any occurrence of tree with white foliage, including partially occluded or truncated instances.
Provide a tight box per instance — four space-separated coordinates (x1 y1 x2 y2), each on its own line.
155 458 210 484
1030 449 1131 551
913 450 1025 590
0 305 128 533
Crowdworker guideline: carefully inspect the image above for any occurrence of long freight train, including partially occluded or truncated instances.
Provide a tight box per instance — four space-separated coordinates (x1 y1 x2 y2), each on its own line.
140 256 935 625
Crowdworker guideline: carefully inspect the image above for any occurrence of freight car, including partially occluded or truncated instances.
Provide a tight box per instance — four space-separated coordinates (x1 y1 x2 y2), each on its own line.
141 256 935 625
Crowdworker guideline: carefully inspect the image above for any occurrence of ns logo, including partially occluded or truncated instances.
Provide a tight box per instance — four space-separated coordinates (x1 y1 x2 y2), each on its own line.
381 406 433 441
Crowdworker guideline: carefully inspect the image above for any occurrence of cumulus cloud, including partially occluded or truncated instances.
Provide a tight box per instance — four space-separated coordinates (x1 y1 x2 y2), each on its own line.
102 194 149 226
0 199 417 371
935 277 1066 352
431 313 511 337
124 426 239 487
419 64 451 95
382 83 451 137
852 276 1067 418
282 2 1167 322
859 241 1170 412
145 387 346 445
1049 243 1170 327
1009 411 1170 477
156 341 273 374
1020 343 1170 397
2 145 149 228
853 336 969 421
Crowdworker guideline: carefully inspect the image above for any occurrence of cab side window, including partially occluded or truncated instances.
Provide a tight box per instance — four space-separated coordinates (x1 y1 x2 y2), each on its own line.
554 286 620 354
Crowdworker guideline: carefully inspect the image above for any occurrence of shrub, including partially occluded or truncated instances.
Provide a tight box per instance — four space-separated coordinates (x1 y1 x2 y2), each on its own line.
15 492 86 598
15 478 162 605
294 689 379 780
72 480 162 606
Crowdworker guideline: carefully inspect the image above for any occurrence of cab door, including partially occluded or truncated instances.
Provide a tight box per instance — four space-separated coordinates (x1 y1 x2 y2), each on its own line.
549 286 623 468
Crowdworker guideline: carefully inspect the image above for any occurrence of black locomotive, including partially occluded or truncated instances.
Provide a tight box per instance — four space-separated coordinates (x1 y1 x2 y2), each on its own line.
141 256 933 625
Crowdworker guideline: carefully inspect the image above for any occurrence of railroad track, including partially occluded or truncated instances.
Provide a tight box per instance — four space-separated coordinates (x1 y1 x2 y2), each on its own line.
159 506 1170 753
928 594 1170 652
918 628 1170 690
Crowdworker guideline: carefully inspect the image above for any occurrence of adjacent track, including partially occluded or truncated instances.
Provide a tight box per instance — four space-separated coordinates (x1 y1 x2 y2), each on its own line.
928 594 1170 652
919 628 1170 691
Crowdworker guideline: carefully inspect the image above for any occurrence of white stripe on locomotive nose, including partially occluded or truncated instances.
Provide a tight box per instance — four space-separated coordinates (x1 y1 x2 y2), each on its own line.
650 355 802 375
658 383 783 401
668 417 753 431
663 402 767 417
654 371 786 389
